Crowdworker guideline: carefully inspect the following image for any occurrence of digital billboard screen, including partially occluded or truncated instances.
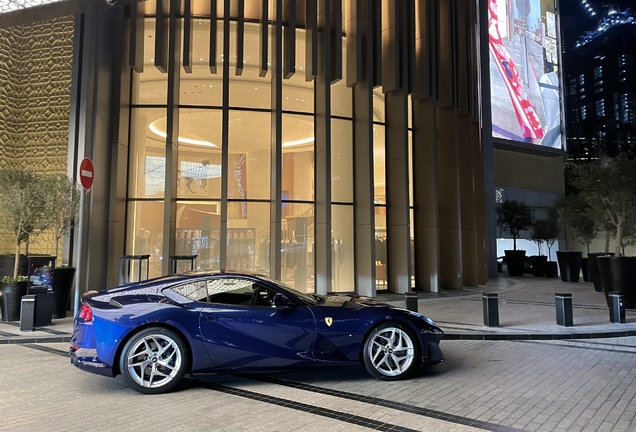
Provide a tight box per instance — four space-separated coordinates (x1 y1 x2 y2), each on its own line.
488 0 563 149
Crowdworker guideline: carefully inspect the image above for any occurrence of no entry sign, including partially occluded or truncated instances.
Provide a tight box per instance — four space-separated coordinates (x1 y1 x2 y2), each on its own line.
79 158 94 190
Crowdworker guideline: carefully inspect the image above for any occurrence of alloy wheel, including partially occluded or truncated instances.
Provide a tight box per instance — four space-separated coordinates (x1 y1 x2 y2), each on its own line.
367 327 415 377
126 334 183 389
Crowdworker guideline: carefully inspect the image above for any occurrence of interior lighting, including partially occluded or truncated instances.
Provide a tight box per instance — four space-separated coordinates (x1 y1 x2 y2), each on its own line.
283 137 314 147
149 122 217 147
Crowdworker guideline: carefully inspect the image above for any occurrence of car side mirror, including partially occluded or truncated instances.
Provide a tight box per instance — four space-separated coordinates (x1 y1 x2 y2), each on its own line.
272 293 293 308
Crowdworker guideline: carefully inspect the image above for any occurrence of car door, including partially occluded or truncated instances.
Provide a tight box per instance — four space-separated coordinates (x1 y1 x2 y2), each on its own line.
308 297 367 363
199 276 316 370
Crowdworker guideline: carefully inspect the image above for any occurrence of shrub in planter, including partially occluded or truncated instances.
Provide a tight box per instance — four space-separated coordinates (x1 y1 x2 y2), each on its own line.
44 174 80 319
496 200 534 277
556 251 582 282
531 218 558 277
0 275 28 322
0 169 49 280
555 194 597 282
567 154 636 305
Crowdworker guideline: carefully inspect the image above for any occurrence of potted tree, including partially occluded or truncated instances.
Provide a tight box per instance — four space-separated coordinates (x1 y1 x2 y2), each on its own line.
530 219 549 277
496 200 534 277
542 212 560 278
45 174 81 319
0 169 49 322
568 154 636 308
555 194 597 282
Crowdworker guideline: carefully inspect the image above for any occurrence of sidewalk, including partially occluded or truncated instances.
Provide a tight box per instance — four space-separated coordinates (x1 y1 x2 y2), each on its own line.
380 276 636 339
2 276 636 344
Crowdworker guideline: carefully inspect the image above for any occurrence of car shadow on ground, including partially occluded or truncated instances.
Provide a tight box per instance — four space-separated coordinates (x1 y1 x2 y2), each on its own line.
173 363 450 394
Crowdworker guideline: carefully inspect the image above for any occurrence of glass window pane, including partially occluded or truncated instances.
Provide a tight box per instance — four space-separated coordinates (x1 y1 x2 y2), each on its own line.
206 278 254 304
332 205 354 292
408 131 413 207
132 19 168 105
331 119 353 203
282 114 314 201
282 29 314 113
331 39 352 118
227 202 270 275
127 200 164 279
410 208 415 288
229 22 271 109
180 18 223 107
373 88 385 123
281 203 314 293
228 110 271 200
176 201 222 271
375 206 387 290
177 109 223 199
129 108 167 199
373 124 385 203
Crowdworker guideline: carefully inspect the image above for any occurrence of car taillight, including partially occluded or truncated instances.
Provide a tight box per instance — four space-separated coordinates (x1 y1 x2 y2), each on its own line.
79 305 93 322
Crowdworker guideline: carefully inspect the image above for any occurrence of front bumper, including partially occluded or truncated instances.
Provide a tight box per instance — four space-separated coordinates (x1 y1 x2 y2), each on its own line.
421 341 444 366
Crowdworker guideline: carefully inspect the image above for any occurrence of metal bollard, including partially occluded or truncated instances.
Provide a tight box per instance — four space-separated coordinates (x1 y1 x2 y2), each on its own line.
555 293 573 327
483 293 499 327
609 292 625 324
404 292 418 312
19 295 37 332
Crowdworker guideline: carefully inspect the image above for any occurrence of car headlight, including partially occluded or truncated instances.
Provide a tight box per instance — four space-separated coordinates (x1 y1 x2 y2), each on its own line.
422 316 437 327
407 310 438 327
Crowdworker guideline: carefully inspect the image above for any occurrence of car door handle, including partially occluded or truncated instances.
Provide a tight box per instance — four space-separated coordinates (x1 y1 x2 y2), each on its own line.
202 314 216 323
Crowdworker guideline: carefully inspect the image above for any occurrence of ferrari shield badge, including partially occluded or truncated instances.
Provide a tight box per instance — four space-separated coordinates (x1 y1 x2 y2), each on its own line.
325 317 333 327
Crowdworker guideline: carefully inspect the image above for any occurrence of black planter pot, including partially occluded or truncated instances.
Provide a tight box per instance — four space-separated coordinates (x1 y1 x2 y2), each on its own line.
607 257 636 309
545 261 558 278
0 281 28 322
0 254 28 279
530 255 547 277
505 250 526 277
589 252 615 292
597 255 614 307
580 258 591 282
51 267 76 319
556 251 582 282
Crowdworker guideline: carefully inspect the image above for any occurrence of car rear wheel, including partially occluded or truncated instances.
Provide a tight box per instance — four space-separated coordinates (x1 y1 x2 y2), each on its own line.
119 327 188 394
363 322 419 380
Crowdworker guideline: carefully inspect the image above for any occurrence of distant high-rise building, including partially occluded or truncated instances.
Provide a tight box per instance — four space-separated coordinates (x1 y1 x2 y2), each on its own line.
565 8 636 159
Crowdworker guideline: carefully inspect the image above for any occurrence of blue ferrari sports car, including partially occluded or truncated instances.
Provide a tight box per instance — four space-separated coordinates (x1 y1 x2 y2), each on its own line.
70 271 444 394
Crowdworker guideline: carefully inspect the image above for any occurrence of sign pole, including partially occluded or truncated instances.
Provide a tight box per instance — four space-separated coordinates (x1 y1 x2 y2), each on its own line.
73 158 94 314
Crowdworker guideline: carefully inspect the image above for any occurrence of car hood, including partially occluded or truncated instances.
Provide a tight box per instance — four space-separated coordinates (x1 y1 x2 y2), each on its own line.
316 294 395 309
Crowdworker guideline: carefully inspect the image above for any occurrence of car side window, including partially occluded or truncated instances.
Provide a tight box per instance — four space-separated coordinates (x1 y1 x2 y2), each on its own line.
170 280 209 302
205 278 255 305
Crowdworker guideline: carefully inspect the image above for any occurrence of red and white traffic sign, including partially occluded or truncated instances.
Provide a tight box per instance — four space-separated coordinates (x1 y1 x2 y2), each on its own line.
79 158 94 190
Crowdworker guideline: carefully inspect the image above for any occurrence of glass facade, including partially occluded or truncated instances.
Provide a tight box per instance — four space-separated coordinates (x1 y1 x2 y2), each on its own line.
127 18 356 291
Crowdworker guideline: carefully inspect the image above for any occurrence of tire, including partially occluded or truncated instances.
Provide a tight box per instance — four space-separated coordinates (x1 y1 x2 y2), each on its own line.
119 327 188 394
363 322 420 380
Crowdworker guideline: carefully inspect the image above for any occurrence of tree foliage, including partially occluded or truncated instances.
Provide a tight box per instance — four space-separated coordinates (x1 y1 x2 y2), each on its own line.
554 194 597 253
496 200 534 250
0 169 50 278
567 154 636 256
46 174 81 260
531 218 559 256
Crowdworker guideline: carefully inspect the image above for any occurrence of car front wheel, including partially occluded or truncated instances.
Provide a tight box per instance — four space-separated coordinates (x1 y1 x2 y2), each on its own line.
119 327 188 394
363 322 419 380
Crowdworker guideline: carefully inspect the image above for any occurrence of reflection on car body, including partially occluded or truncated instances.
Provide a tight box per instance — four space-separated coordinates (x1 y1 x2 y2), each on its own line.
70 271 444 394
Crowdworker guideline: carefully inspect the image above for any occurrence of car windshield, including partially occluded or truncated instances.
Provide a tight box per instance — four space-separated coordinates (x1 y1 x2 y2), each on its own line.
258 275 321 305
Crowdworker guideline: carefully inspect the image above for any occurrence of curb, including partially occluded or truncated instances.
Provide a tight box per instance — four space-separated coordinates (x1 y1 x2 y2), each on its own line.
443 330 636 340
0 335 72 344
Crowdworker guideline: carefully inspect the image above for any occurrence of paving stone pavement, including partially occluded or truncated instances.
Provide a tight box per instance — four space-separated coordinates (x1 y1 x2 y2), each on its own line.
2 337 636 432
2 276 636 431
